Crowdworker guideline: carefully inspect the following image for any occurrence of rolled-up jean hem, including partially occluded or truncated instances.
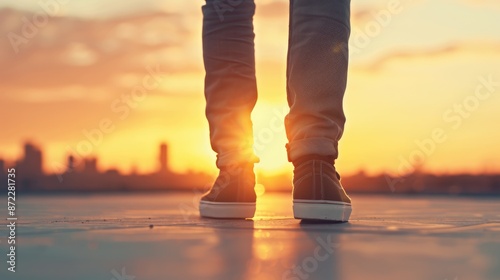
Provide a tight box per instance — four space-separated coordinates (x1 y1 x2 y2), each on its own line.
286 138 338 162
216 148 260 168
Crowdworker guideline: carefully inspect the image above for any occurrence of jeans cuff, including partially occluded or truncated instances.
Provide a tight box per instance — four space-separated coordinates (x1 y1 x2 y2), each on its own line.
286 138 338 162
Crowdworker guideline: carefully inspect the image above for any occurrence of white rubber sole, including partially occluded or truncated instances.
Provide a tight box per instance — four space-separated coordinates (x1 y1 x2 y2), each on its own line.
199 200 256 219
293 199 352 222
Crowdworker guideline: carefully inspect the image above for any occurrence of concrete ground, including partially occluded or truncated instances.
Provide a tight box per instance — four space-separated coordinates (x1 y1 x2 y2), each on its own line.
1 192 499 280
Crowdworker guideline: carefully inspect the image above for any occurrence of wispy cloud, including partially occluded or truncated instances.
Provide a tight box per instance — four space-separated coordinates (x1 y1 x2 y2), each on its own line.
357 41 500 72
0 8 198 92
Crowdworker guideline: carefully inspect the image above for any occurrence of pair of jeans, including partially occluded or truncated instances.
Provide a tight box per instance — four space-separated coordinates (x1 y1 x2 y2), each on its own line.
202 0 350 168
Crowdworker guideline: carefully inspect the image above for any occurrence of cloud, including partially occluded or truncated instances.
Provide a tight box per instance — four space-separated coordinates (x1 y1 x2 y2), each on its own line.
358 41 500 72
351 0 428 26
0 8 199 92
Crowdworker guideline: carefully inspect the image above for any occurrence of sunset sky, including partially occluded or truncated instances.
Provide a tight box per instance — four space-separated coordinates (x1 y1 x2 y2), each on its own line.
0 0 499 177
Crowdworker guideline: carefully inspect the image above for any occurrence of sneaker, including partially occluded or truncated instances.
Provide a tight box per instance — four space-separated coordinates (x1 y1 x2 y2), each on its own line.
292 155 352 222
199 163 256 219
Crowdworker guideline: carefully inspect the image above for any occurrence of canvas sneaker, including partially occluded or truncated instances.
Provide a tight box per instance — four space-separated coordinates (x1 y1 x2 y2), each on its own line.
199 163 256 219
292 156 352 222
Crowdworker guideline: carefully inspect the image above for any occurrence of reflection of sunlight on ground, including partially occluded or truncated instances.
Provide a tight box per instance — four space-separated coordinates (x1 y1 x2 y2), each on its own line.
253 192 293 220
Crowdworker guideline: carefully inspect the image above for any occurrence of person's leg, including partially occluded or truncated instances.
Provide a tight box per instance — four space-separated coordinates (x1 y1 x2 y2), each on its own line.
286 0 352 221
200 0 258 219
202 0 259 168
286 0 350 160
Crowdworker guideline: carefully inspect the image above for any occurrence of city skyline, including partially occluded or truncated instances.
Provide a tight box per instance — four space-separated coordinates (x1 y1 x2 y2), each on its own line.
2 140 500 194
0 141 213 192
1 141 173 176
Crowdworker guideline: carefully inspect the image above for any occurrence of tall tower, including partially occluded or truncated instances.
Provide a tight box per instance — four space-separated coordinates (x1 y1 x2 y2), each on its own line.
159 142 168 173
67 154 75 173
23 142 43 177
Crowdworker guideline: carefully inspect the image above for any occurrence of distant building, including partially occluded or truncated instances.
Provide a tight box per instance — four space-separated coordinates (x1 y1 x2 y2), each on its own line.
20 142 43 177
67 154 76 173
159 142 169 173
83 157 98 173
